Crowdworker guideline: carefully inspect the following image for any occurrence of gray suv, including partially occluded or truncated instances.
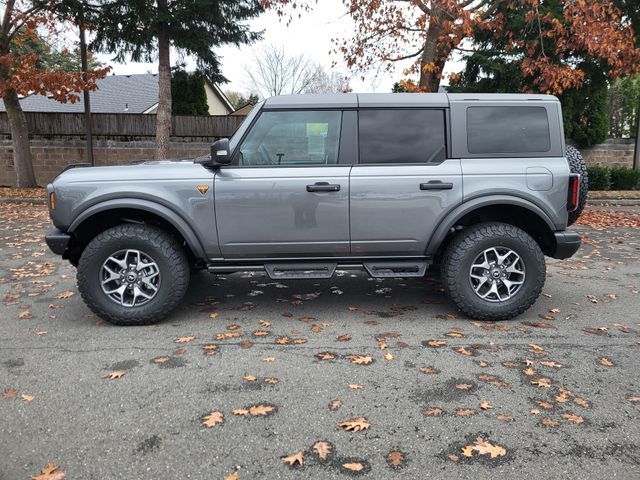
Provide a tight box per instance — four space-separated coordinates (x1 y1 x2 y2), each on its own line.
45 93 586 325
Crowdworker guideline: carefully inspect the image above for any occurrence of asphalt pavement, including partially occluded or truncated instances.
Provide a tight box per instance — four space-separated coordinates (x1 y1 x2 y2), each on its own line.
1 204 639 480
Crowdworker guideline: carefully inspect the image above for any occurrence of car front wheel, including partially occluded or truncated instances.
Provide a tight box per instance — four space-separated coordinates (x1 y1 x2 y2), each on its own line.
77 224 189 326
440 222 546 321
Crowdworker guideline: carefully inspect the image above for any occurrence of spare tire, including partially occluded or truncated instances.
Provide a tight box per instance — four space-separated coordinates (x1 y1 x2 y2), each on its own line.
566 145 588 226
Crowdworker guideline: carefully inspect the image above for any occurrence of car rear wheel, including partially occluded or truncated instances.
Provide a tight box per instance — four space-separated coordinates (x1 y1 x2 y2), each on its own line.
441 222 546 321
77 224 189 326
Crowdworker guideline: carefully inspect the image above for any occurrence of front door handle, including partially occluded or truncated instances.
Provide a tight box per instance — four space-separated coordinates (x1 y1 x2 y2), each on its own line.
420 180 453 191
307 182 341 192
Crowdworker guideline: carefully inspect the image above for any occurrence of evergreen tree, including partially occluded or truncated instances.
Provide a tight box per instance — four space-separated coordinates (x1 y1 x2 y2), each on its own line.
171 70 208 116
89 0 262 158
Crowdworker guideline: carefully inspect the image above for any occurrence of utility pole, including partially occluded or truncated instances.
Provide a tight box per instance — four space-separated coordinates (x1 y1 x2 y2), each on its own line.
79 18 94 166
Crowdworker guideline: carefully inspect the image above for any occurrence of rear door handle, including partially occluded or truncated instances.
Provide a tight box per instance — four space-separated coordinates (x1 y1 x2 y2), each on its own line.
420 180 453 191
307 182 341 192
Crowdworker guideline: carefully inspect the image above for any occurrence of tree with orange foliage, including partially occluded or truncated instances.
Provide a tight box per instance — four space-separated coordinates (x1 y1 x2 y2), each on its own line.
264 0 640 95
0 1 109 187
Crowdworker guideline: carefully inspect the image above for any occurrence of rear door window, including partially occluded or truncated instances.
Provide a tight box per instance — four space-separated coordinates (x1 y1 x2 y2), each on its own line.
358 109 446 164
467 106 550 154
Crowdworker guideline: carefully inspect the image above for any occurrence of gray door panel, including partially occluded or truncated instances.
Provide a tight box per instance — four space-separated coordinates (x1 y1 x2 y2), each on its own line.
349 160 463 255
215 166 351 258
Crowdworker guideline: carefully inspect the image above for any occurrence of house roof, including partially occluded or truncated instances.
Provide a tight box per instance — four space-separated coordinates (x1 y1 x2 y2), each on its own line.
0 73 161 114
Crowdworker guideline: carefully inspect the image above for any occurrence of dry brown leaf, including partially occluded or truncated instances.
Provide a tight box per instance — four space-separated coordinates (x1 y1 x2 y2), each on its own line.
259 320 272 327
244 374 257 382
523 367 536 376
313 441 332 460
535 400 554 410
348 383 364 390
627 396 640 402
342 462 364 472
281 450 304 467
539 360 562 368
461 445 474 457
387 449 405 468
345 354 373 365
103 370 125 380
573 397 591 408
275 336 290 345
264 377 279 385
531 378 551 388
455 383 472 390
422 407 443 416
174 348 187 355
21 393 35 402
232 408 249 416
32 463 65 480
240 340 253 349
201 411 224 427
384 352 393 360
337 334 351 341
261 357 275 362
456 409 477 417
175 336 195 344
446 332 464 338
216 332 241 340
471 437 507 459
561 413 584 424
18 310 32 319
252 330 269 337
425 339 447 348
208 312 219 319
530 408 541 415
3 388 18 399
480 400 493 410
316 352 336 360
56 291 74 299
223 470 239 480
248 404 275 416
598 357 615 367
456 347 474 356
420 366 438 374
448 454 459 462
542 418 559 427
152 356 170 364
496 414 513 422
338 417 370 432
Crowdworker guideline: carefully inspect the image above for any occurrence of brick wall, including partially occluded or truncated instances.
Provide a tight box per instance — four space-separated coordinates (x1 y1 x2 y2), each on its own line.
578 138 635 168
0 138 210 186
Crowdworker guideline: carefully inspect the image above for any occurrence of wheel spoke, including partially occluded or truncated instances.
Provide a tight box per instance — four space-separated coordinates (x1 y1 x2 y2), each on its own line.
469 246 526 303
101 249 161 308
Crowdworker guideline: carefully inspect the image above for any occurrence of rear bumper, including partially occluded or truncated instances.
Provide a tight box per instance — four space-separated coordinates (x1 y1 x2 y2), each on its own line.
550 231 581 259
45 228 71 255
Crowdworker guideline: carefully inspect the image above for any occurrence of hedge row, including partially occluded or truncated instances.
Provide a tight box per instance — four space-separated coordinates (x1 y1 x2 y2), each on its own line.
587 167 640 191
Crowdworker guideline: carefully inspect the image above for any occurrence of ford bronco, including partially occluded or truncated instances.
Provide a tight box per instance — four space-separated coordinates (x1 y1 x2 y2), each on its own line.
45 93 587 325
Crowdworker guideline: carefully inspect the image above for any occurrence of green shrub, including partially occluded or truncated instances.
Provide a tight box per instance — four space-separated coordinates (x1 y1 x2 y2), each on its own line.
587 167 611 190
610 167 640 190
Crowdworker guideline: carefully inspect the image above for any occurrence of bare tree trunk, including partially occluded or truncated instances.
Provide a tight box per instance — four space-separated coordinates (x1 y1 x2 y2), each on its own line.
155 0 171 159
419 10 448 93
3 88 37 187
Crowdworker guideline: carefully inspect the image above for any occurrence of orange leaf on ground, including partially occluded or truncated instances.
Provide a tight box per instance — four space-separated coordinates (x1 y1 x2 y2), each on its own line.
201 411 224 427
338 417 370 432
281 450 304 467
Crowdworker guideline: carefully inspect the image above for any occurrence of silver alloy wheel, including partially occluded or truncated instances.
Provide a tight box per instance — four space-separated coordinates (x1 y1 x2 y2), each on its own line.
469 247 525 302
100 249 161 307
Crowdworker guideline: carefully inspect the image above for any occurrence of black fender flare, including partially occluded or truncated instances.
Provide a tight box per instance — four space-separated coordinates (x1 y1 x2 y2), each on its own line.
425 195 557 255
68 198 207 259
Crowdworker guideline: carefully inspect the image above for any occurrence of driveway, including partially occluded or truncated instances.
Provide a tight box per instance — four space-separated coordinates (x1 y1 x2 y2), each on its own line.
1 203 639 479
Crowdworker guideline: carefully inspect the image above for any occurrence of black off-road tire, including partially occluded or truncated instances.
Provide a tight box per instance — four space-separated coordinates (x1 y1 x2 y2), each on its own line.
77 224 189 326
566 145 588 226
440 222 546 321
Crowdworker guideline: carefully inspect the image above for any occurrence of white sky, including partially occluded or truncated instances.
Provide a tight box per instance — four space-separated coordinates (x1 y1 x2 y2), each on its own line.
95 0 461 96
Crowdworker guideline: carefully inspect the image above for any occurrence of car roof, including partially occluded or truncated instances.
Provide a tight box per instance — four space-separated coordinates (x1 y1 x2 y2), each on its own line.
262 92 558 109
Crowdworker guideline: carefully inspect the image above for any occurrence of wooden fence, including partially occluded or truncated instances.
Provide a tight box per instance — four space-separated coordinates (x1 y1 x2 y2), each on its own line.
0 112 246 138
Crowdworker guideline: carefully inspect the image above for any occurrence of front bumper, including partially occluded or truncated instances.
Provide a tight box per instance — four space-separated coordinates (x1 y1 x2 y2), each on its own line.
550 231 581 259
45 228 71 255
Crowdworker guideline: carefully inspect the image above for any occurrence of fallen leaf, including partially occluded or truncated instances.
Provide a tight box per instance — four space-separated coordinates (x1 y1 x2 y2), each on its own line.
259 320 272 327
531 378 551 388
422 407 443 416
561 413 584 424
338 417 370 432
496 414 513 422
598 357 615 367
542 418 559 427
329 399 343 410
345 354 373 365
209 312 219 319
103 370 125 380
223 470 239 480
448 454 459 462
32 463 65 480
349 384 364 390
535 400 554 410
387 449 406 468
244 374 257 382
337 334 351 341
342 462 364 472
384 352 393 360
232 408 249 416
18 310 32 319
539 360 562 368
471 437 507 458
175 336 195 344
456 409 477 417
248 404 275 416
281 450 304 467
56 291 74 299
261 357 275 363
2 388 18 399
455 383 472 390
420 367 439 374
264 377 279 385
21 393 35 402
461 445 474 457
456 347 474 356
313 441 332 460
201 411 224 427
253 330 269 337
316 352 336 360
480 400 493 410
152 356 169 364
275 336 290 345
424 339 447 348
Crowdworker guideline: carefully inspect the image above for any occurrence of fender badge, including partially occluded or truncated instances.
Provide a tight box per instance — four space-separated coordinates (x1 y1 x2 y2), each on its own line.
197 185 209 195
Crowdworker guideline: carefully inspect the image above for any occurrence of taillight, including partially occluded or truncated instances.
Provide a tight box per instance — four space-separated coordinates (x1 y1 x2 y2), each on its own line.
567 174 580 212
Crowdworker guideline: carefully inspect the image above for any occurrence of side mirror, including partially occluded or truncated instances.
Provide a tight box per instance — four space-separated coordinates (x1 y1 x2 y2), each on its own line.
196 138 231 167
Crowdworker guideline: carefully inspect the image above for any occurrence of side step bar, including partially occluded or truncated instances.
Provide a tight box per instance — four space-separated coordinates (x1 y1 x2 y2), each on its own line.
363 261 428 278
264 262 336 280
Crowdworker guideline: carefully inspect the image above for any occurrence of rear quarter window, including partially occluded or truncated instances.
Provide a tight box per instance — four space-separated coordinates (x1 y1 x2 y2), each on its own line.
467 106 551 154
